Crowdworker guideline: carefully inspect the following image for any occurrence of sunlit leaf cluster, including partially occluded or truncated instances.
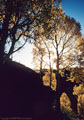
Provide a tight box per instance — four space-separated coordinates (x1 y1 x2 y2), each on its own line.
42 72 56 91
77 94 84 118
73 84 84 95
60 93 71 111
76 37 84 67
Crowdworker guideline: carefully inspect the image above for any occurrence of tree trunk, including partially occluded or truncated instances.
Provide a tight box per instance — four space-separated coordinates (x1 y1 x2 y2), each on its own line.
40 55 43 78
56 56 59 72
49 52 52 87
55 35 59 72
54 35 61 112
0 1 12 63
55 71 61 113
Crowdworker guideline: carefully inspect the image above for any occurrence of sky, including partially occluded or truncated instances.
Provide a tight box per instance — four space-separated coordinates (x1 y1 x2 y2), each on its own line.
13 0 84 69
12 42 34 69
62 0 84 35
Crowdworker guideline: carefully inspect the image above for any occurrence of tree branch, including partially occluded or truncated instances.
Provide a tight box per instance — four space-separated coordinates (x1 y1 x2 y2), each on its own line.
13 38 27 53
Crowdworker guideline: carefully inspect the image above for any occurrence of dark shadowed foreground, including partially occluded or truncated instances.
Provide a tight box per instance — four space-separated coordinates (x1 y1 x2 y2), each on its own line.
0 60 81 120
0 60 52 120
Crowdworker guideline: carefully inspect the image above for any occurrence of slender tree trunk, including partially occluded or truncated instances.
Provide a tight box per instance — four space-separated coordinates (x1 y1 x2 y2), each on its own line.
47 53 52 88
40 59 42 73
55 35 59 72
55 72 61 113
56 56 59 72
40 55 43 78
55 35 61 113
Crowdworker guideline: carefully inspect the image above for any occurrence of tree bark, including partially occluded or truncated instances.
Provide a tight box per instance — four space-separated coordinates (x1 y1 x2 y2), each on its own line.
54 35 61 112
0 1 12 63
49 51 52 87
55 35 59 72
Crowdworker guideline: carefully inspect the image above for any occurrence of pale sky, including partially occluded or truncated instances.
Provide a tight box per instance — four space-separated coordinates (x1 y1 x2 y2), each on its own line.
12 42 34 69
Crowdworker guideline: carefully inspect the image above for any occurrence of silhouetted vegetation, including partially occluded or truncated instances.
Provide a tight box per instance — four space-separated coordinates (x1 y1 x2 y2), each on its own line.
0 59 53 120
41 68 84 120
1 59 84 120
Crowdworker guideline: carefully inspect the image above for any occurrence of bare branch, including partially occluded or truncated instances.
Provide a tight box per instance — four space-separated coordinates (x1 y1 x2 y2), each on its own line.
13 39 27 53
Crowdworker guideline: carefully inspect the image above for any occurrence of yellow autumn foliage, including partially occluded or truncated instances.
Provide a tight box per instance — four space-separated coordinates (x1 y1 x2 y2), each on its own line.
42 72 56 91
60 93 72 111
73 84 84 95
78 94 84 118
